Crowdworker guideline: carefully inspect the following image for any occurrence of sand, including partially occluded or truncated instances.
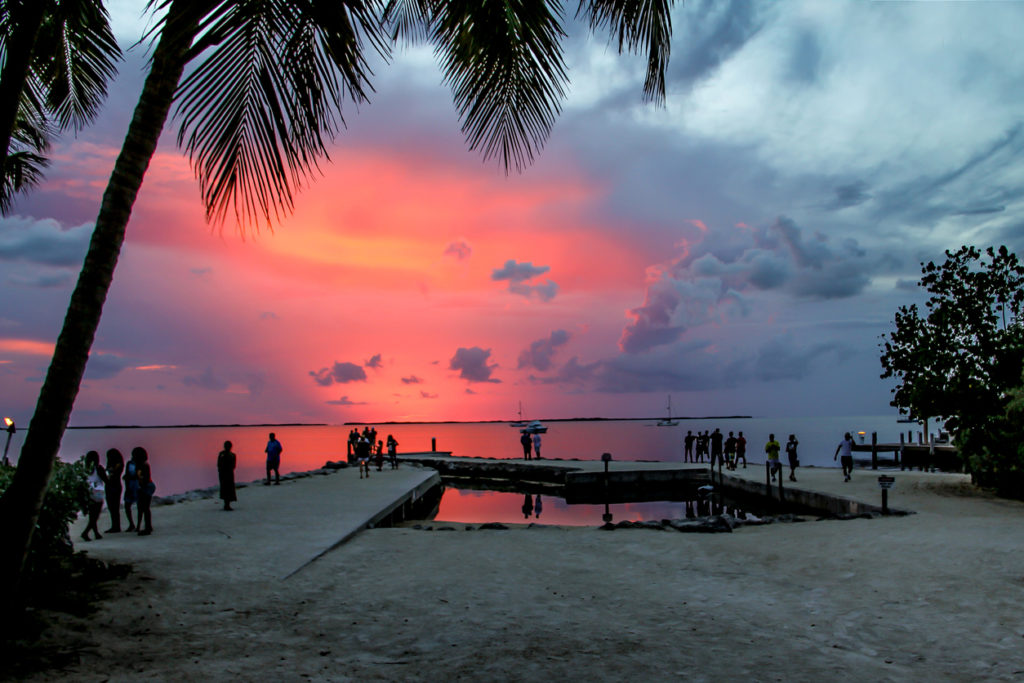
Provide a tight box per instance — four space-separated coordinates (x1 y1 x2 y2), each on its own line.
11 465 1024 682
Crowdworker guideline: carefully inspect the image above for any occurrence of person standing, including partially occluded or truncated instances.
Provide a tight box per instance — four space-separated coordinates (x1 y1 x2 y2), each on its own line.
710 428 724 469
218 440 237 511
357 437 371 479
104 448 124 533
520 431 533 460
736 431 747 468
133 447 155 536
724 432 737 471
81 451 106 541
532 432 543 460
123 449 140 532
387 435 399 469
834 432 856 482
265 432 282 485
684 430 695 463
786 434 800 482
765 434 782 481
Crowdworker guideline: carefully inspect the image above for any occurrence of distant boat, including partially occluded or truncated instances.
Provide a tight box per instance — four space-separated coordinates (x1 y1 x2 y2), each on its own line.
509 401 527 428
522 420 547 434
657 395 679 426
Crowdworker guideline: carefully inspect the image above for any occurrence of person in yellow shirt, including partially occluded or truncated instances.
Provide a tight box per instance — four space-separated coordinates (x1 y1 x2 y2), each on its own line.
765 434 782 481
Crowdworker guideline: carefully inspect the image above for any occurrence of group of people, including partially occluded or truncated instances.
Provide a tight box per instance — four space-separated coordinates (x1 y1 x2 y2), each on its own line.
217 432 285 511
519 431 542 459
81 446 155 541
348 427 399 479
684 429 748 470
763 434 800 482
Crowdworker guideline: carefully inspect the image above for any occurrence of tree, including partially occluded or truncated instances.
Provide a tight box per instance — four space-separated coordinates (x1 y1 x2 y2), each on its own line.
880 245 1024 472
0 0 121 209
0 0 677 599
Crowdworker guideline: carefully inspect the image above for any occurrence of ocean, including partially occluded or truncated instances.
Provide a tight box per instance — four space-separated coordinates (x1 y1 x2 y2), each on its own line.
6 414 923 497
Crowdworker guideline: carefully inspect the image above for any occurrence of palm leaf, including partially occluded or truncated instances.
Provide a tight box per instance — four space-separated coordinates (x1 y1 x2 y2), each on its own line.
36 0 122 132
431 0 569 173
578 0 674 104
173 0 386 230
382 0 434 43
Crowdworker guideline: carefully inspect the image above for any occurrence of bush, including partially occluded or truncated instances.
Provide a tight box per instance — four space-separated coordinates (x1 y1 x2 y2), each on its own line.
0 456 90 584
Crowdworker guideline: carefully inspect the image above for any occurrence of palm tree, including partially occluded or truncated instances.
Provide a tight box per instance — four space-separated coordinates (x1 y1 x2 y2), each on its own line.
0 0 675 597
0 0 121 209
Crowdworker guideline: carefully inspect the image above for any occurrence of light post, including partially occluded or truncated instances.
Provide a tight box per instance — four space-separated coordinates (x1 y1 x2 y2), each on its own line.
2 417 15 467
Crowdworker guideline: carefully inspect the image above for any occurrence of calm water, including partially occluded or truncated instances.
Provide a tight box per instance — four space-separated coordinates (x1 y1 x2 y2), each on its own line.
6 415 914 496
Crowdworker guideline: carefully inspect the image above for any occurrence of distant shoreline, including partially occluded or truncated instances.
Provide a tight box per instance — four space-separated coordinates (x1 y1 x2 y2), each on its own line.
59 416 753 430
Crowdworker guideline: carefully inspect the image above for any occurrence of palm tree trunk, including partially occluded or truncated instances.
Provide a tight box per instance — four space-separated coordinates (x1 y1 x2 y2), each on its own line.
0 0 47 180
0 0 201 606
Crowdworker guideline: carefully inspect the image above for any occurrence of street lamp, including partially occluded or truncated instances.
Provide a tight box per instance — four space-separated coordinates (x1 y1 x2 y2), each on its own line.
2 417 15 467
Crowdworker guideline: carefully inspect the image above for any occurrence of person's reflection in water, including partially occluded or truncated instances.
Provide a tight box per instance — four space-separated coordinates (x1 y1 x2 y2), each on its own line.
521 493 534 519
534 494 543 518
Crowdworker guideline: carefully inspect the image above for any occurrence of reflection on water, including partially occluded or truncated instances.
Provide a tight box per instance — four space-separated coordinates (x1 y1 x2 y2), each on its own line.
432 482 772 527
34 415 899 496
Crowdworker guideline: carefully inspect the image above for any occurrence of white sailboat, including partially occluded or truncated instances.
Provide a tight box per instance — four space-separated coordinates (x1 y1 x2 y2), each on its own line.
509 401 527 428
657 395 679 426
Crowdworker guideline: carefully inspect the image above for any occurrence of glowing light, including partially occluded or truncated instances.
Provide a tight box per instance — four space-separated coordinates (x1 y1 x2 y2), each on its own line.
3 417 13 428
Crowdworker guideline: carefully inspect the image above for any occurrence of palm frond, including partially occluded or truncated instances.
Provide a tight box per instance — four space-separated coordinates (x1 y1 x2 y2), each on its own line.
36 0 122 132
173 0 386 230
578 0 674 104
1 90 52 214
382 0 434 44
432 0 569 173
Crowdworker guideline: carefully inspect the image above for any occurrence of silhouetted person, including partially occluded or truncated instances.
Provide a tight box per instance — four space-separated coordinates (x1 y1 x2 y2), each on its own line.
710 428 724 468
520 431 532 460
357 438 371 478
104 448 124 532
724 431 737 470
765 434 781 482
133 447 155 535
387 435 399 469
265 432 282 485
684 430 695 462
534 494 543 518
786 434 799 482
81 451 106 541
532 432 543 459
736 431 747 469
218 440 237 511
123 449 140 532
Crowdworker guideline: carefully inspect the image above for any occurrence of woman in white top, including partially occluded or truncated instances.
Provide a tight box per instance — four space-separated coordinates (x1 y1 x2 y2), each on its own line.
82 450 107 541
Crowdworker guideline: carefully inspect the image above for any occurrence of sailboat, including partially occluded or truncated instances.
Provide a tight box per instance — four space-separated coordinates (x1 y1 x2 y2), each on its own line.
657 395 679 426
509 402 527 428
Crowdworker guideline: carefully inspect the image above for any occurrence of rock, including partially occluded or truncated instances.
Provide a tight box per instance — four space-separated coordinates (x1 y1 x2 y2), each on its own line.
477 522 509 530
322 460 349 470
436 526 456 531
666 516 733 533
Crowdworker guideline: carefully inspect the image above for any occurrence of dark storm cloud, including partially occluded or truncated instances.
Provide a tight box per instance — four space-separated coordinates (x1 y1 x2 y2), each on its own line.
517 330 571 371
327 395 367 406
309 362 368 386
365 353 383 369
183 366 229 391
0 217 91 266
444 241 472 260
831 182 871 209
449 347 500 383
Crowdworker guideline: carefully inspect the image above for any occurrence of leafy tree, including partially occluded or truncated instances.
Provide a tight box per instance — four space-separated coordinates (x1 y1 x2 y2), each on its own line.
0 0 122 209
880 245 1024 475
0 0 677 596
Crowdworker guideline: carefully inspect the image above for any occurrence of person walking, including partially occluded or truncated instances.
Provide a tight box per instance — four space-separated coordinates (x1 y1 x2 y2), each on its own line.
104 448 124 533
218 440 237 511
786 434 799 482
520 431 533 460
834 432 856 482
765 434 782 482
265 432 282 485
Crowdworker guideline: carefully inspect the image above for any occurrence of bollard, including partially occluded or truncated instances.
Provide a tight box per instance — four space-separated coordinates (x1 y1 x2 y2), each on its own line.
882 488 889 514
871 432 878 470
431 437 436 452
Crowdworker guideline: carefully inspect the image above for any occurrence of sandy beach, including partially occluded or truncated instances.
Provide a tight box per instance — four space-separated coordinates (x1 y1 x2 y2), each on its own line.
11 463 1024 682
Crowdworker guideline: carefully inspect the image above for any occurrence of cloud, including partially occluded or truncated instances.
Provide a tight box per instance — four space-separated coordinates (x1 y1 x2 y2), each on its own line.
832 181 871 209
309 362 368 386
401 375 423 384
449 347 500 383
84 352 132 380
444 241 472 260
420 390 438 399
259 311 279 320
0 216 92 266
190 267 212 277
6 271 73 288
183 366 229 391
518 330 571 371
327 395 367 406
491 260 559 301
365 353 383 369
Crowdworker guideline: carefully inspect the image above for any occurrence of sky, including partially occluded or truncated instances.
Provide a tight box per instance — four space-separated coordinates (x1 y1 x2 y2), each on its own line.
2 1 1024 426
